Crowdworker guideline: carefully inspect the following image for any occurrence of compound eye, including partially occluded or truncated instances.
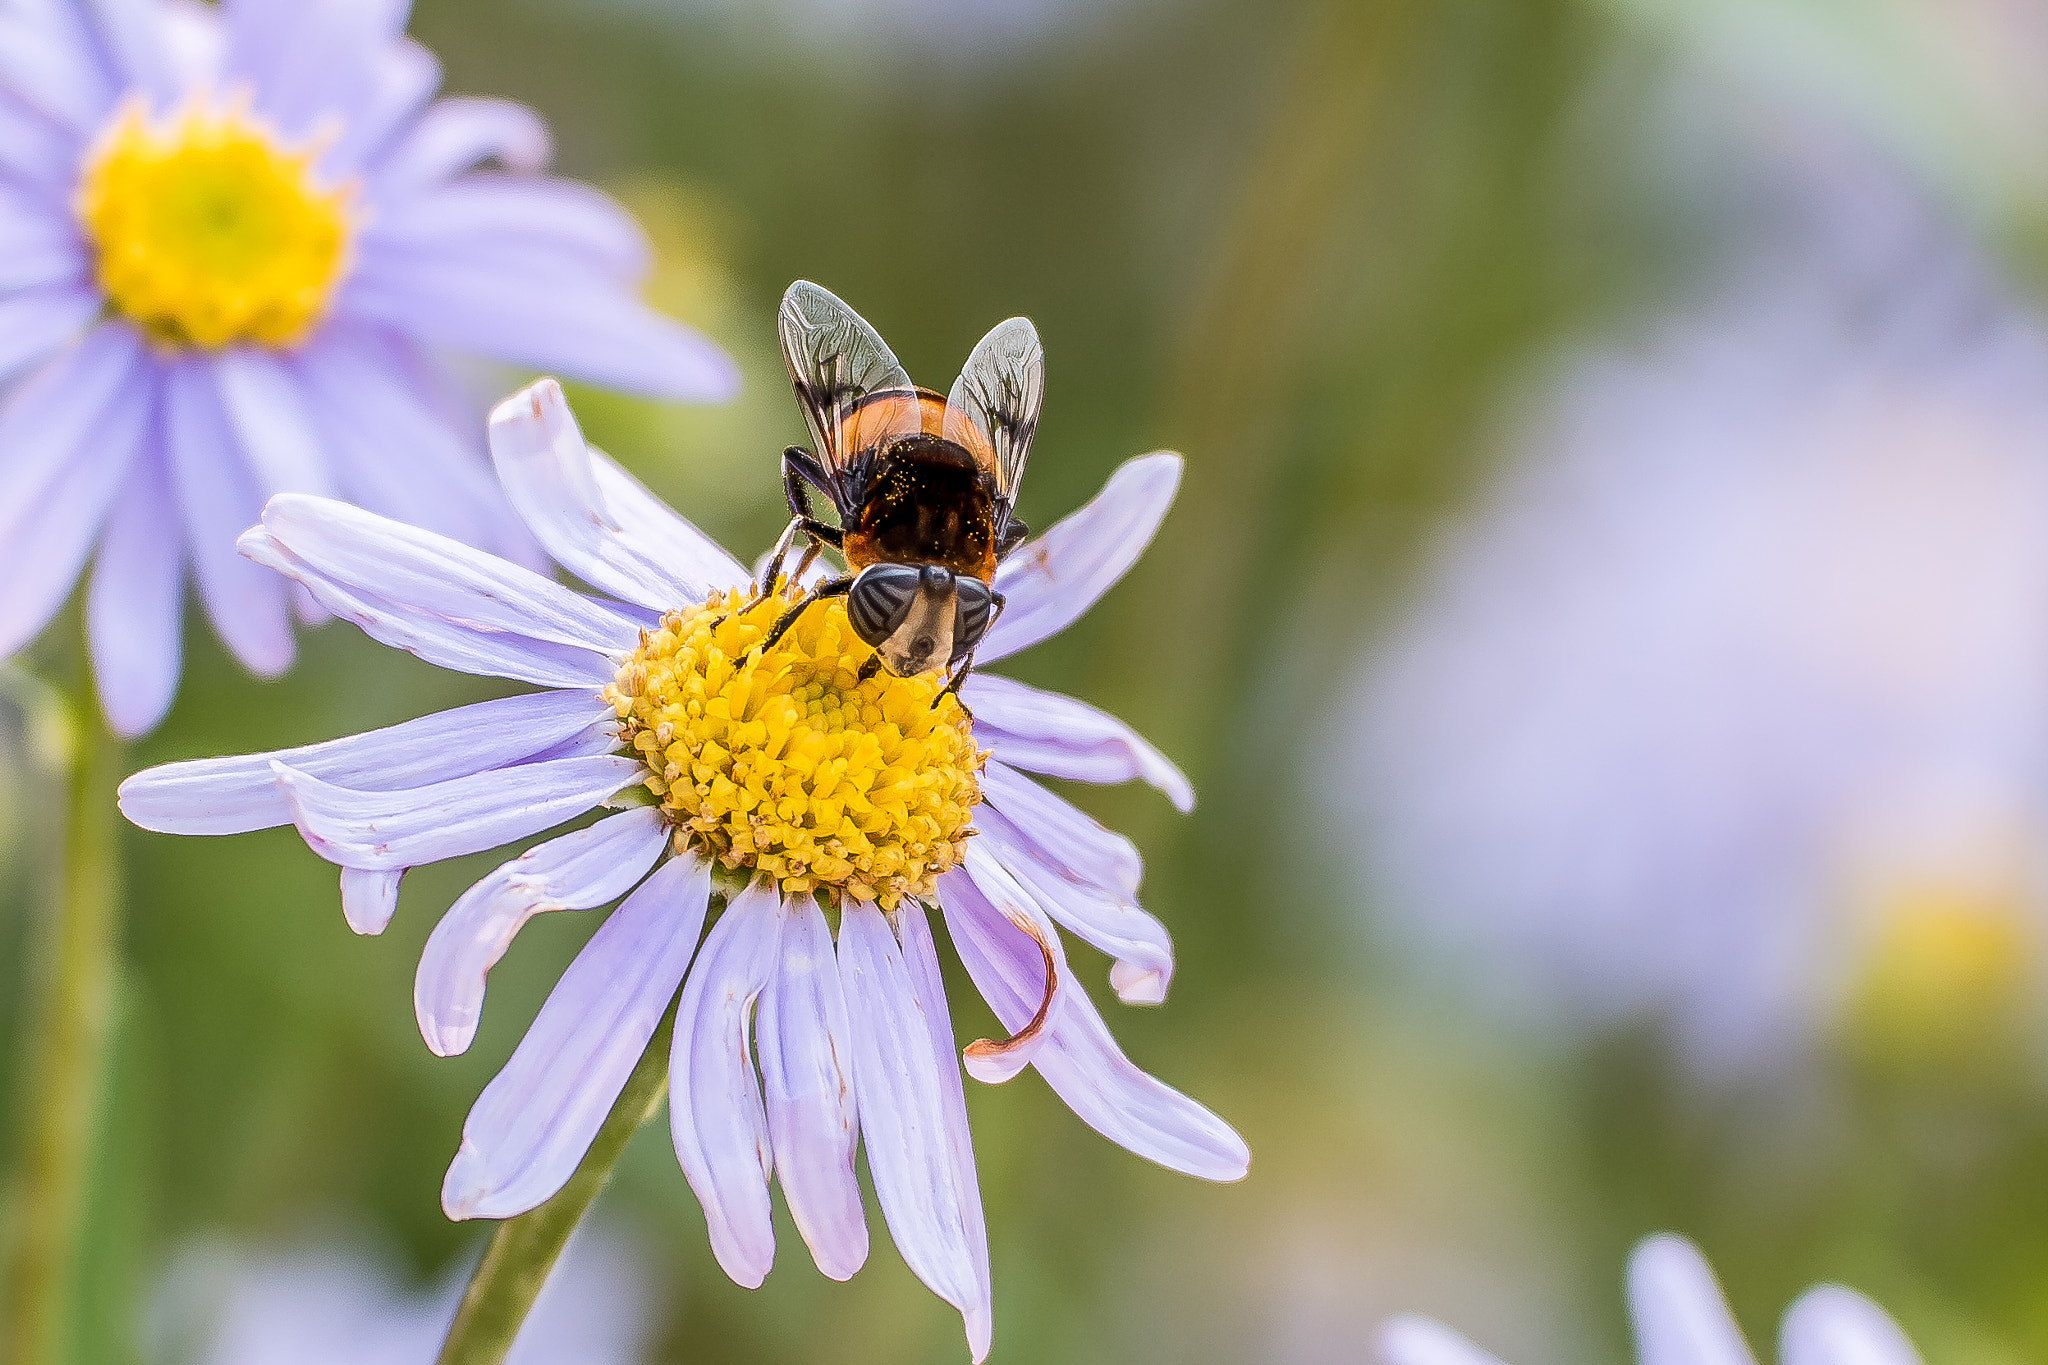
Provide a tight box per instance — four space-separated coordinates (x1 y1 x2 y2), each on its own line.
953 575 994 657
846 563 922 647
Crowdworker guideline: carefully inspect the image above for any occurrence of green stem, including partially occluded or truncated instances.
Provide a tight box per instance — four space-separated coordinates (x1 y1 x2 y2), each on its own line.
1 686 123 1365
435 1001 677 1365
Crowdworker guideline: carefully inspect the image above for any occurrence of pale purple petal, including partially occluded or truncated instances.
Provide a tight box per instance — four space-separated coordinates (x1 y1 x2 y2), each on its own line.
371 97 549 197
119 688 610 835
0 190 87 292
668 879 782 1289
968 673 1192 811
272 752 644 874
0 324 149 659
226 0 409 140
165 355 294 676
0 9 115 132
840 901 991 1361
445 853 708 1219
341 254 739 402
0 97 87 191
292 325 525 561
250 494 638 654
339 866 401 935
983 452 1181 661
81 0 176 102
1627 1236 1759 1365
487 378 746 609
756 895 867 1281
980 760 1143 898
86 444 183 738
974 804 1172 1004
366 175 647 279
956 841 1069 1083
321 38 438 176
940 868 1248 1182
213 346 337 497
412 807 668 1057
0 285 99 383
1378 1315 1513 1365
1780 1286 1924 1365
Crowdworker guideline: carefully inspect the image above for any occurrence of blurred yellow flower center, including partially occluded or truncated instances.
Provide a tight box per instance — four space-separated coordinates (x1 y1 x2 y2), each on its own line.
76 98 352 349
604 587 982 910
1847 879 2035 1064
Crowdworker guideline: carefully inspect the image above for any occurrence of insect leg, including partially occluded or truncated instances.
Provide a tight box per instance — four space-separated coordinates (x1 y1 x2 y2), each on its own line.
856 652 883 682
757 574 853 656
932 650 978 714
994 516 1030 560
756 453 847 599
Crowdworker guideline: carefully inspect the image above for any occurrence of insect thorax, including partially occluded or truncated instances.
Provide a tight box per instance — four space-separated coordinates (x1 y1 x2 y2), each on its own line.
845 435 998 579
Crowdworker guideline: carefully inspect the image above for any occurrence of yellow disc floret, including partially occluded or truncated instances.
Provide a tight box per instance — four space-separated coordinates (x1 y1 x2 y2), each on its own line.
76 97 352 349
605 587 983 909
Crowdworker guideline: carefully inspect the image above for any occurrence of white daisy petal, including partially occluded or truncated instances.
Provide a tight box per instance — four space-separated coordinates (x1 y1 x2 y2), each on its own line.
756 894 868 1281
213 345 337 498
1627 1235 1760 1365
968 672 1193 811
840 900 992 1361
981 760 1144 898
486 378 745 609
957 841 1069 1084
411 807 669 1058
372 96 551 195
1780 1286 1925 1365
271 752 644 874
983 451 1181 662
338 867 402 936
668 879 782 1289
1378 1315 1514 1365
118 689 612 836
87 444 184 739
445 853 708 1220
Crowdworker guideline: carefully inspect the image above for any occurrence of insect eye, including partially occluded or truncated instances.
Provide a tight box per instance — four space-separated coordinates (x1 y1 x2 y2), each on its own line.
953 575 994 653
846 564 921 647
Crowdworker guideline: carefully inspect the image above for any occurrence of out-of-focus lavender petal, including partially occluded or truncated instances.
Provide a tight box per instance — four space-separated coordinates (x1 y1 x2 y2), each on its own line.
0 8 115 132
367 175 647 279
272 752 643 874
119 689 610 835
668 879 782 1289
291 324 523 561
82 0 175 102
1780 1286 1925 1365
0 324 149 659
0 97 85 192
339 866 401 935
974 805 1173 1004
968 673 1193 811
487 378 746 609
1378 1315 1514 1365
980 760 1143 898
250 494 638 654
341 256 739 402
411 807 667 1057
756 895 867 1281
164 355 294 677
372 97 549 196
322 37 438 176
445 853 708 1219
0 285 98 383
0 192 86 292
983 452 1181 661
839 901 991 1360
941 870 1248 1182
226 0 409 141
956 841 1069 1083
213 346 336 497
1627 1236 1758 1365
86 443 182 738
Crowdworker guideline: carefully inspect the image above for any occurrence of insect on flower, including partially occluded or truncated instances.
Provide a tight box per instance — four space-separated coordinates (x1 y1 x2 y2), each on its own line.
756 282 1040 697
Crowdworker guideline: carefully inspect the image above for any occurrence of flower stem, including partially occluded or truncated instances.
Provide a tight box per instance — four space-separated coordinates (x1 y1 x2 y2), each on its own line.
1 685 123 1365
435 1001 677 1365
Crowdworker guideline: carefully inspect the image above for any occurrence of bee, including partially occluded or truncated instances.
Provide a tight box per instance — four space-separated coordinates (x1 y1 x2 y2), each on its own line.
754 280 1042 699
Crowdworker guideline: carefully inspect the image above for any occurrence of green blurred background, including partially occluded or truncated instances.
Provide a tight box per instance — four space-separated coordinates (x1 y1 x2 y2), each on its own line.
8 0 2048 1360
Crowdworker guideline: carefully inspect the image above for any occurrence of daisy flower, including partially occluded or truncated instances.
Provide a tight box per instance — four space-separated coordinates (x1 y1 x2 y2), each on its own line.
118 377 1249 1360
0 0 736 736
1334 145 2048 1073
1379 1233 1925 1365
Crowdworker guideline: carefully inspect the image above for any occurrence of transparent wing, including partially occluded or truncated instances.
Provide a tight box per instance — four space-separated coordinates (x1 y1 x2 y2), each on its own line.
945 315 1043 498
778 280 913 479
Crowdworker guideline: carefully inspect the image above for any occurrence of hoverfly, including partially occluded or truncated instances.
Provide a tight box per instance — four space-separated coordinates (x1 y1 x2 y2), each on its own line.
754 280 1042 699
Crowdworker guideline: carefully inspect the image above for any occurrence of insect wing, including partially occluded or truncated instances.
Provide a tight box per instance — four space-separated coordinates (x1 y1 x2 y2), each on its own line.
944 315 1043 498
778 281 913 479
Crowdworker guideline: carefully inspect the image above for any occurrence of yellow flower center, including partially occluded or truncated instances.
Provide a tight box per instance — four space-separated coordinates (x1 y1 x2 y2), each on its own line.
76 97 352 349
604 587 983 910
1845 877 2036 1068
